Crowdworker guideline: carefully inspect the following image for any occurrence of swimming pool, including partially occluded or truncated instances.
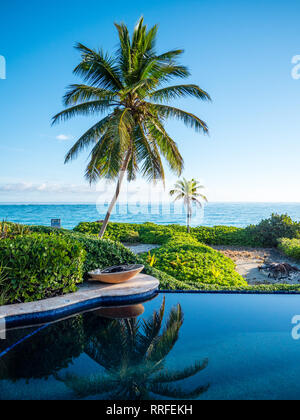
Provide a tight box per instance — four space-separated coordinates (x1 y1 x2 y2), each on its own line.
1 293 300 400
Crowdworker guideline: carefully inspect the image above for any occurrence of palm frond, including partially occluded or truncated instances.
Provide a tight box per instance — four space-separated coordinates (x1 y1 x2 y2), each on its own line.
84 109 133 183
137 297 166 358
64 115 112 163
114 22 132 77
152 359 208 383
146 118 183 176
57 372 113 398
74 43 123 91
150 382 209 399
156 49 184 61
63 84 118 106
52 100 115 125
147 304 183 363
135 123 165 183
150 84 211 103
150 104 209 134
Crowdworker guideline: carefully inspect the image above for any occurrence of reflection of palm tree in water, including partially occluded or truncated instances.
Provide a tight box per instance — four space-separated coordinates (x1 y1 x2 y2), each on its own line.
59 298 209 400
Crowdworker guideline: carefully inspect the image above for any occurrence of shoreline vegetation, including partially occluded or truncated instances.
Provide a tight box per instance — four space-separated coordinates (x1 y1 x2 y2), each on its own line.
1 213 300 305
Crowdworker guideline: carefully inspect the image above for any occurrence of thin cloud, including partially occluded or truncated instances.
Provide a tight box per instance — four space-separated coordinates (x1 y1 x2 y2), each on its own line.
0 182 97 194
56 134 73 141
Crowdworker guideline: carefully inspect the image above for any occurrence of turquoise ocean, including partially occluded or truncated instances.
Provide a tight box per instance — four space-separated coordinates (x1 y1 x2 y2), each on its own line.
0 203 300 230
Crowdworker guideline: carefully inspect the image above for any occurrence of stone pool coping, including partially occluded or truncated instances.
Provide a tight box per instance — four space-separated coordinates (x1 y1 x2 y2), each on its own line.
0 274 159 328
159 289 300 295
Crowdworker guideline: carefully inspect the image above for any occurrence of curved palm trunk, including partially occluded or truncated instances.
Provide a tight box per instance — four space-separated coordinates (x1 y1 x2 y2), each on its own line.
99 151 131 239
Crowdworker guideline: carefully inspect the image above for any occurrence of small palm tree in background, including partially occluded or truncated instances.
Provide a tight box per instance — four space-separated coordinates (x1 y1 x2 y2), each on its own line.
170 178 207 233
53 17 210 238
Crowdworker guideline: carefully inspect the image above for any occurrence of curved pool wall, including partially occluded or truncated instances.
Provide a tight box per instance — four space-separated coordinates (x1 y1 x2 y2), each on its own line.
2 289 159 329
4 287 300 330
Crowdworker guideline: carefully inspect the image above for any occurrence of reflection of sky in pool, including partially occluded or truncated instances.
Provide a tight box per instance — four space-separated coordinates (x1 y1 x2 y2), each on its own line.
1 293 300 400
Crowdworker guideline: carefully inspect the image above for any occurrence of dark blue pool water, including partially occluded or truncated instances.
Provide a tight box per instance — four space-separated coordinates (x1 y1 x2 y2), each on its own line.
1 293 300 400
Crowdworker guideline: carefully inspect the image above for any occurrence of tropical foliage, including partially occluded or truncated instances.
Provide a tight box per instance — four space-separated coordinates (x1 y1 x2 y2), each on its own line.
0 221 29 240
0 233 86 303
170 178 207 232
75 214 300 248
142 233 247 288
74 221 141 242
2 215 300 305
52 17 210 238
278 238 300 261
244 213 300 248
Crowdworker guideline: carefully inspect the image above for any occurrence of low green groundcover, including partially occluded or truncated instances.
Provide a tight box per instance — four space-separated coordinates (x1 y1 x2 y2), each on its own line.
1 215 300 305
75 213 300 248
146 233 247 288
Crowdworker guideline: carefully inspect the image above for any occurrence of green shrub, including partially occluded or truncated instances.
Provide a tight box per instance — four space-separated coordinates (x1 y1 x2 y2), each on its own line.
28 225 70 235
74 217 300 249
71 234 138 274
3 221 300 297
141 233 247 288
0 234 86 303
0 265 10 305
74 221 141 243
278 238 300 261
27 226 193 290
191 225 252 246
0 221 29 240
138 224 174 244
244 214 300 248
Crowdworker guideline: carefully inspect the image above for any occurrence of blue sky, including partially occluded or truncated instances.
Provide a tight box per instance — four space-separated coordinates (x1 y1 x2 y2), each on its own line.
0 0 300 202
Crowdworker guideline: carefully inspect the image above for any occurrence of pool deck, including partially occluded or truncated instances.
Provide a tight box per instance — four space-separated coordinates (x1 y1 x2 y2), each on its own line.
0 274 159 328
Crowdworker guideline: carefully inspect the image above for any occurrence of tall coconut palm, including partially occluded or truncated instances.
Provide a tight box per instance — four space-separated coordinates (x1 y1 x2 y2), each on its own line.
52 17 211 238
57 298 209 400
170 178 207 233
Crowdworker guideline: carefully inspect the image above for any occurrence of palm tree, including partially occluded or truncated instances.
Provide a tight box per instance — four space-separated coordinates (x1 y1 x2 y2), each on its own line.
170 178 207 233
57 298 209 400
52 17 211 238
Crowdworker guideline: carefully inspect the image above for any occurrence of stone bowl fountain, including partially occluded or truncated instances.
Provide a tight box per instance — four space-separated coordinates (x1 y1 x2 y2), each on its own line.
88 264 144 284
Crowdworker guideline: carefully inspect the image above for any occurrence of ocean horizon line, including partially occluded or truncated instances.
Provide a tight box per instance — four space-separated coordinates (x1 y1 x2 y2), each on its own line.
1 201 300 205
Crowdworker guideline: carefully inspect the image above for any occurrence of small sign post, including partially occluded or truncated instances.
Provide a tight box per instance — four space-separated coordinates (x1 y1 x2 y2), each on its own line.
51 219 61 229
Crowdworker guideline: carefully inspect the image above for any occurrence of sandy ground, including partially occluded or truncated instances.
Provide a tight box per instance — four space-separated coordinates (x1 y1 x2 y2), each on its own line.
212 246 300 285
125 242 300 285
124 243 160 255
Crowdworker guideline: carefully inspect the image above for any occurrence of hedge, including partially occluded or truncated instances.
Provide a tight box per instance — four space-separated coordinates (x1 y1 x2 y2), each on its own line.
278 238 300 261
243 214 300 248
0 233 86 303
142 233 247 288
2 218 300 304
74 214 300 248
18 225 185 291
74 222 141 243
